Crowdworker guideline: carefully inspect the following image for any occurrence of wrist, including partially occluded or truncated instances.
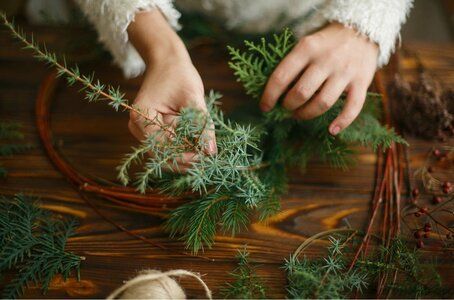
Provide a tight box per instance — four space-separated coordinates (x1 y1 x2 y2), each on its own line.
144 36 190 65
128 9 190 65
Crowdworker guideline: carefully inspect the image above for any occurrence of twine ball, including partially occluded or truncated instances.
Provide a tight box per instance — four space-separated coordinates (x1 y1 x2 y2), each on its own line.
107 269 212 300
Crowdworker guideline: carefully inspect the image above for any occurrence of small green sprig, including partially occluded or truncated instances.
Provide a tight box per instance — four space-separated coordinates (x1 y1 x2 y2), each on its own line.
221 247 267 299
0 194 83 299
0 122 31 177
285 234 448 299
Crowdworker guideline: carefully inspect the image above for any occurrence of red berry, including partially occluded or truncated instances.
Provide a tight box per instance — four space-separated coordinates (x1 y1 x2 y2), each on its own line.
443 186 452 194
433 149 441 157
427 166 434 173
419 207 428 214
424 225 431 232
432 196 442 204
414 231 422 239
442 181 452 189
414 212 421 217
417 240 424 248
412 188 420 198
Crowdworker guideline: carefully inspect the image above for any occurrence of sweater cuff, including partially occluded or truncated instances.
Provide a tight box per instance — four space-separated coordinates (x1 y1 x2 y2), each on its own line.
322 0 413 67
76 0 181 78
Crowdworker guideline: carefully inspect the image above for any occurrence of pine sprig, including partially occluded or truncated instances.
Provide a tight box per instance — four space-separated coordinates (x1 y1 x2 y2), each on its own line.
221 247 267 299
0 194 82 299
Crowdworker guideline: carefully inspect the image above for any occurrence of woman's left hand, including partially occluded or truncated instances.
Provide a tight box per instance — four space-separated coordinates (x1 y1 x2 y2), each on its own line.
260 22 379 135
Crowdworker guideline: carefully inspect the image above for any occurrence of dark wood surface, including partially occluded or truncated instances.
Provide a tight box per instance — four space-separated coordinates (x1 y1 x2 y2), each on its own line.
0 26 453 298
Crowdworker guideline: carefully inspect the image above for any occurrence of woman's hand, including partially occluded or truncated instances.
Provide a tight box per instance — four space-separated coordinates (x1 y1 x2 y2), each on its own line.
260 22 379 135
127 9 216 163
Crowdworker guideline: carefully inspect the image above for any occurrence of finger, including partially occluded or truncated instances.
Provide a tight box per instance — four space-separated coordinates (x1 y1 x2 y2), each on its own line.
260 48 310 112
192 101 217 155
202 118 217 155
174 101 217 155
130 108 166 139
128 120 146 141
166 152 199 173
282 65 328 111
329 83 368 135
294 76 348 120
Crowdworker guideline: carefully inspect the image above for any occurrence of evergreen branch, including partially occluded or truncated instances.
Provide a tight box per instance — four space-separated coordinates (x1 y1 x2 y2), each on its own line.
0 122 24 139
0 144 33 156
0 121 30 177
0 194 83 299
285 234 448 299
221 247 267 299
0 13 186 149
0 166 6 178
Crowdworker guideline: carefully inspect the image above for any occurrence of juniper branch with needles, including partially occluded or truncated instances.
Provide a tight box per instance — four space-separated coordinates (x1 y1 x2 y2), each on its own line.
2 14 407 253
285 233 448 299
0 122 31 177
221 247 267 299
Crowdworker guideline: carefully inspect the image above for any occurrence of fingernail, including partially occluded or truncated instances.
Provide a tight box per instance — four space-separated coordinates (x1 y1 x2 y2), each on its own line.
330 125 341 136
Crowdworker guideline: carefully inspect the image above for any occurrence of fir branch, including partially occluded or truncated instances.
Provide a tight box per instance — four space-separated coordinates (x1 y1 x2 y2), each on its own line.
221 247 267 299
0 194 83 299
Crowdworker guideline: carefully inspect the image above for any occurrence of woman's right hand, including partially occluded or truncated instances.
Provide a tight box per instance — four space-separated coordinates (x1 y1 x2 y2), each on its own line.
127 9 216 163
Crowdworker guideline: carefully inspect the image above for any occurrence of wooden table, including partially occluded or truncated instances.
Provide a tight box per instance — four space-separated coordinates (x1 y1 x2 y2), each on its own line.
0 26 453 298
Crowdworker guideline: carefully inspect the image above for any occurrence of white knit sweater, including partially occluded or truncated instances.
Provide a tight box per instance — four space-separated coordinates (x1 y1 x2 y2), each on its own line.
74 0 413 78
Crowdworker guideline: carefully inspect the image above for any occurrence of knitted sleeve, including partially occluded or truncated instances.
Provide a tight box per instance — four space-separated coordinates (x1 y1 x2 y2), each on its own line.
321 0 413 67
74 0 181 78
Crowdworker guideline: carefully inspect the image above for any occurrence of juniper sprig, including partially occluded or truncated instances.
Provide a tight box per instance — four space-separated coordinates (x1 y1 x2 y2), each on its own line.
285 234 448 299
221 247 267 299
0 122 31 177
2 14 407 253
0 194 82 299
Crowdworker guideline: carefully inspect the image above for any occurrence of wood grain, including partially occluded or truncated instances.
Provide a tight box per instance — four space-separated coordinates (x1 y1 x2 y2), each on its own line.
0 26 453 298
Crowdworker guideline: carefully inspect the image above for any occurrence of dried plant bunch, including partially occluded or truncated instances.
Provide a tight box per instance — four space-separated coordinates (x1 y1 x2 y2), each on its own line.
389 71 454 140
2 14 406 253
